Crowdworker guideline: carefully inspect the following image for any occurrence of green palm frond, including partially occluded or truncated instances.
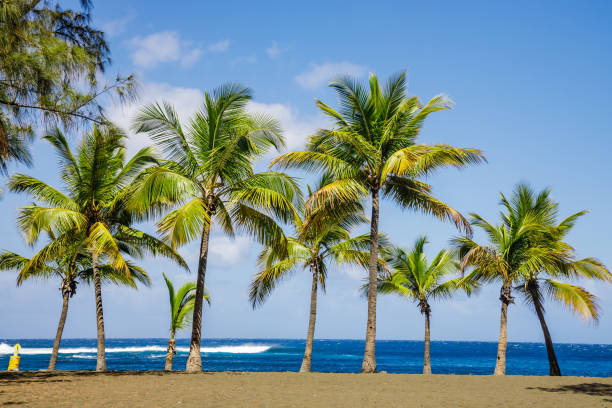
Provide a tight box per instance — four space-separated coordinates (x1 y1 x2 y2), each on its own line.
543 279 599 322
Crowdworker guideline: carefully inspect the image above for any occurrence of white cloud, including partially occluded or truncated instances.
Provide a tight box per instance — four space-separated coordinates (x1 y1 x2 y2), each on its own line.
266 41 283 59
100 14 134 38
209 235 252 266
106 81 204 154
295 62 366 90
181 49 202 67
232 54 257 66
247 101 329 150
128 31 202 68
208 39 230 52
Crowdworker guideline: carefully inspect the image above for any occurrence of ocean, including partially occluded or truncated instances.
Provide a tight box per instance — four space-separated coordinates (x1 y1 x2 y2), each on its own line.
0 338 610 376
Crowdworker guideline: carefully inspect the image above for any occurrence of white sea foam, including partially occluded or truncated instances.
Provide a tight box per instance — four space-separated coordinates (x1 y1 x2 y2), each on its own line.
0 342 271 355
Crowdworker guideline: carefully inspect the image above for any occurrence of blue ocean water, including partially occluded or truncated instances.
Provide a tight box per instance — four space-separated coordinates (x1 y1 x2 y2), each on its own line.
0 338 610 376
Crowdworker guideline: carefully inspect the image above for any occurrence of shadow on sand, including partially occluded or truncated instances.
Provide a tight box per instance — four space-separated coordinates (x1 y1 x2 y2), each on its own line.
528 382 612 403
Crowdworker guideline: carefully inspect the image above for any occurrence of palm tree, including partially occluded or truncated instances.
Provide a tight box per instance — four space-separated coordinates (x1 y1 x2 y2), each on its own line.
130 83 301 372
271 71 485 372
8 126 187 371
454 184 610 375
0 233 150 370
506 188 610 376
162 272 210 371
250 180 382 372
367 236 472 374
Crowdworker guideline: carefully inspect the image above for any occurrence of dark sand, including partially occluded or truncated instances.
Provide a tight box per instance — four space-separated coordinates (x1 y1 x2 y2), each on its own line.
1 371 611 407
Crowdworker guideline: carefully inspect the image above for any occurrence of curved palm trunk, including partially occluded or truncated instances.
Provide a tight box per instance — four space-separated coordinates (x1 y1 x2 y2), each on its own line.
92 251 106 371
362 189 379 373
165 332 175 371
494 284 513 375
530 288 561 376
185 221 211 373
48 289 70 370
299 264 318 373
423 310 432 375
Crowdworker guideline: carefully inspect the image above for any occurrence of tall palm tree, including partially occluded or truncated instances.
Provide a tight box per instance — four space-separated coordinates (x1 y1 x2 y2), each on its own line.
130 83 302 372
271 71 485 372
162 272 210 371
250 180 383 372
506 188 610 376
0 232 150 370
454 184 610 375
367 236 472 374
8 126 187 371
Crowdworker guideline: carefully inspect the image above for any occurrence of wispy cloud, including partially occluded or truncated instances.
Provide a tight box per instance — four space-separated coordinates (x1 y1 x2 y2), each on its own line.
232 54 257 66
295 62 366 89
100 14 134 38
208 39 230 52
128 31 202 68
266 41 284 59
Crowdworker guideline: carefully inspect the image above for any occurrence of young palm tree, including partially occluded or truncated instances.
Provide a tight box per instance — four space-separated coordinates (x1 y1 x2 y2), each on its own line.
367 236 471 374
130 83 301 372
272 72 485 372
162 273 210 371
454 184 610 375
0 233 150 370
8 126 186 371
250 181 382 372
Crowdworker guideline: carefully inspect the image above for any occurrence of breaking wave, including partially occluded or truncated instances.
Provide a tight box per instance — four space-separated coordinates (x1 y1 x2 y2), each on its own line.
0 342 271 355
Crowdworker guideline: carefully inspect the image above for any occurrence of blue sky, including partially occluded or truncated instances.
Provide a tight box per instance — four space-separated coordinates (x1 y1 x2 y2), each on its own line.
1 0 611 344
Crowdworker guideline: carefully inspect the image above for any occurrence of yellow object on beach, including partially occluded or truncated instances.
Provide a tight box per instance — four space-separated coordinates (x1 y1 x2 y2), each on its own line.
7 344 21 371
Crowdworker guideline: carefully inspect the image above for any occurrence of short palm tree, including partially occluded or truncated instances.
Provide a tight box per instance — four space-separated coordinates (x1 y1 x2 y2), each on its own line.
130 83 301 372
272 71 485 372
454 184 610 375
250 181 381 372
162 273 210 371
367 236 471 374
8 126 186 371
0 232 149 370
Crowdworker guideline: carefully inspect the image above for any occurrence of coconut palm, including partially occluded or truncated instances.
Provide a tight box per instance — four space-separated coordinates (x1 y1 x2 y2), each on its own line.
506 188 610 376
130 83 301 372
271 71 485 372
8 126 187 371
454 184 610 375
366 236 472 374
162 273 210 371
250 180 383 372
0 232 150 370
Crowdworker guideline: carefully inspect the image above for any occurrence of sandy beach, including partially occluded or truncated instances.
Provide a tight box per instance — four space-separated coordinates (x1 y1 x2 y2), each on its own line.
0 371 610 407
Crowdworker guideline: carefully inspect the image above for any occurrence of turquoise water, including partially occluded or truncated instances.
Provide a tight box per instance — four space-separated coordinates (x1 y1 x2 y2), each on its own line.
1 338 610 376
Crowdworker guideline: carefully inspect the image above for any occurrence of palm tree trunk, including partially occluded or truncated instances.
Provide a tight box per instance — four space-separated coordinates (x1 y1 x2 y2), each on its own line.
423 310 432 375
165 331 175 371
48 289 70 370
185 221 211 373
530 288 561 376
494 284 513 375
362 188 379 373
299 263 318 373
92 251 106 371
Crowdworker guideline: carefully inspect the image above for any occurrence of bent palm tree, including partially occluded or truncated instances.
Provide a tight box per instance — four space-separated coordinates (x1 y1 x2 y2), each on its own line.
250 181 381 372
272 71 485 372
9 127 186 371
131 83 301 372
0 233 150 370
508 189 611 376
162 273 210 371
367 236 471 374
454 184 610 375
